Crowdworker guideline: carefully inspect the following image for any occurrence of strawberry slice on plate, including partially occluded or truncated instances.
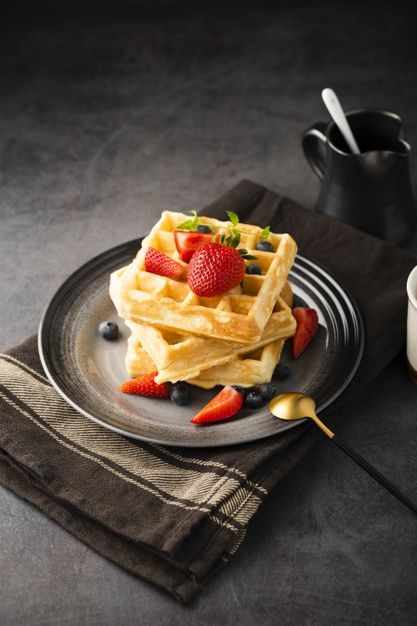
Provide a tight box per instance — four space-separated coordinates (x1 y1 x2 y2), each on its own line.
174 230 220 262
191 385 244 425
120 371 169 398
292 307 319 358
145 247 184 280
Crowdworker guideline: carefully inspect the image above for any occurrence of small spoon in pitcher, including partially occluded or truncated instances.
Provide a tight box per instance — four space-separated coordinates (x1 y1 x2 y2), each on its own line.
269 392 417 515
322 87 361 154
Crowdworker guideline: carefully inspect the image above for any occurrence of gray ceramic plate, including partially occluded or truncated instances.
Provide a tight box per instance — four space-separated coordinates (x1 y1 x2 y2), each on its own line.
38 240 364 447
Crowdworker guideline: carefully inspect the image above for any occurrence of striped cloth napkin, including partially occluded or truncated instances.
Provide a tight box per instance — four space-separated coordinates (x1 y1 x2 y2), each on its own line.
0 180 415 603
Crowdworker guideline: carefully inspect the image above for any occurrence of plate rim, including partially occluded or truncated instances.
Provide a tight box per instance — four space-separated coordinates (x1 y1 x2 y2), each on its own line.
293 254 365 413
38 239 365 447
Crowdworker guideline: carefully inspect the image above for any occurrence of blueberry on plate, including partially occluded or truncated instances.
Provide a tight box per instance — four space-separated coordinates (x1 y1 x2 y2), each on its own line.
170 382 191 406
246 264 262 275
232 385 248 400
98 321 119 340
196 224 212 233
256 240 275 252
258 382 279 401
274 363 291 380
245 391 265 409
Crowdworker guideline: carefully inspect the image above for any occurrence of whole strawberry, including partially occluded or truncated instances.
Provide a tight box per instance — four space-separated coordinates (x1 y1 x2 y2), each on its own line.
187 243 246 297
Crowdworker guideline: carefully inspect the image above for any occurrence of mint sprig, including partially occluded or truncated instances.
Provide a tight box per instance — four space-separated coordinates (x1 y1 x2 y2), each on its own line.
260 225 270 240
225 211 241 247
178 209 259 261
226 211 239 227
225 210 257 259
237 248 257 260
177 210 199 231
220 231 241 247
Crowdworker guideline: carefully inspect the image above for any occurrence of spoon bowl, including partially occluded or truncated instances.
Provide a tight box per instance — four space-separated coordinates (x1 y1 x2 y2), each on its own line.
269 392 316 421
269 392 334 437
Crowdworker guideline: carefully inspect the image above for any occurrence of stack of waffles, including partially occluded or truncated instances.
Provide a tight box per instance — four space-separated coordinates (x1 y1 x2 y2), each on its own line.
110 211 297 389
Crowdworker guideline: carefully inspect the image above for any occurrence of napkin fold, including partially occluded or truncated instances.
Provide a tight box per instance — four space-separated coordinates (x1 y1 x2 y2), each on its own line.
0 180 415 603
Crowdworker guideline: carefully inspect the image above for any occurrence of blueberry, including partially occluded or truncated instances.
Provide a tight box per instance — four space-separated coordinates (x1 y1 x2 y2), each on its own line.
256 240 275 252
246 264 262 275
258 383 279 401
246 391 265 409
197 225 212 233
98 321 119 340
170 382 191 406
274 363 291 380
232 385 248 400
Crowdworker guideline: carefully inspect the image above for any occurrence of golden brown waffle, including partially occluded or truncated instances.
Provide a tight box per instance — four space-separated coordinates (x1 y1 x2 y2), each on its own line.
121 282 294 386
125 306 293 385
188 340 286 389
112 267 295 383
110 211 297 343
125 334 287 389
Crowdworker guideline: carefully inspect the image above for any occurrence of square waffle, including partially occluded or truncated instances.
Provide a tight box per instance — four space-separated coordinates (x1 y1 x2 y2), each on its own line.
112 268 295 384
125 334 287 389
109 211 297 343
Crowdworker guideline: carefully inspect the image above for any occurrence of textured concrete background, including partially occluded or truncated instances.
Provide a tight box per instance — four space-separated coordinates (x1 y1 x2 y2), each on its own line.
1 1 417 624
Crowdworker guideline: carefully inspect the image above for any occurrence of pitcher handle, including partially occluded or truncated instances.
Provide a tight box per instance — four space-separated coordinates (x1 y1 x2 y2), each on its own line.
302 122 328 180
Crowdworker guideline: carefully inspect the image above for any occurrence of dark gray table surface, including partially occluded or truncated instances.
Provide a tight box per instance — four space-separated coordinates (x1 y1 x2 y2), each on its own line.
1 2 417 624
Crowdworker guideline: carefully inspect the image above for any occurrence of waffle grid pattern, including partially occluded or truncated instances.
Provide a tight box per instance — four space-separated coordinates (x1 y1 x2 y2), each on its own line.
110 211 297 343
109 211 297 387
125 334 286 389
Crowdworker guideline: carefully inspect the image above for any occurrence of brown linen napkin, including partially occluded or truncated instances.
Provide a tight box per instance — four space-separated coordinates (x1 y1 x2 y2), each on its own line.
0 180 415 603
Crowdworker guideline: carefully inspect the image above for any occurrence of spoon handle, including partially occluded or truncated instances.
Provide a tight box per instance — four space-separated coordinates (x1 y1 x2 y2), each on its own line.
332 436 417 515
321 88 361 155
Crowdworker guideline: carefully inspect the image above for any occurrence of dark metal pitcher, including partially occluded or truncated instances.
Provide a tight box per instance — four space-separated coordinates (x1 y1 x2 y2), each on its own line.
302 109 416 244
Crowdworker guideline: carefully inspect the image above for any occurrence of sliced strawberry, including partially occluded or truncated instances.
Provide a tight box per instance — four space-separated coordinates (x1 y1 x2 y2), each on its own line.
145 247 183 280
191 386 243 425
187 242 246 297
292 307 319 358
174 230 220 262
120 371 169 398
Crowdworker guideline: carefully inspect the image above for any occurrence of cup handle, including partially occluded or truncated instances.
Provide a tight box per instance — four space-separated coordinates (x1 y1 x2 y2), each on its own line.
302 122 328 180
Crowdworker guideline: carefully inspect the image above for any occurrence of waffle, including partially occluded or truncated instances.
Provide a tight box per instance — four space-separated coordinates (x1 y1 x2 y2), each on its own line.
109 211 297 343
113 268 295 383
188 340 286 389
125 333 287 389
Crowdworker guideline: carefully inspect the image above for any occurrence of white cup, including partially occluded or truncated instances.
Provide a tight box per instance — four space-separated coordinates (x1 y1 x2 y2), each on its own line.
406 266 417 379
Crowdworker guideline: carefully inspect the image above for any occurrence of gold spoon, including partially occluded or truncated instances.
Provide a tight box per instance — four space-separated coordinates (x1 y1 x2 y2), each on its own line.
269 392 417 515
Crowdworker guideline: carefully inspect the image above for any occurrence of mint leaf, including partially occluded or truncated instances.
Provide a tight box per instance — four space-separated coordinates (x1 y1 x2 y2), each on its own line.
261 225 270 240
230 231 241 248
226 211 239 227
177 218 195 230
177 210 199 231
238 248 257 260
